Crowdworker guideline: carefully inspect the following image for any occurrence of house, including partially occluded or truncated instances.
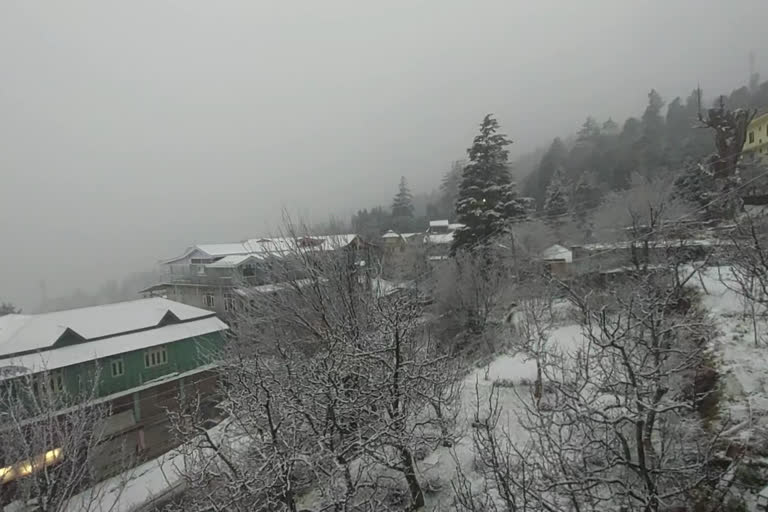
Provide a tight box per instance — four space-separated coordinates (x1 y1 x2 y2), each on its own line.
427 219 450 234
541 244 573 276
144 234 373 316
423 220 464 263
744 112 768 163
381 230 422 252
0 298 228 488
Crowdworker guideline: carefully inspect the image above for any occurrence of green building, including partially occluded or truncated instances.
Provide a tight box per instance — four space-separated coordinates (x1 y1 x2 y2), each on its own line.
0 297 228 486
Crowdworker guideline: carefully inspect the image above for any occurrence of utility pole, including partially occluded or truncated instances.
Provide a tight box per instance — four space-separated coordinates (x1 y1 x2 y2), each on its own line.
749 51 759 93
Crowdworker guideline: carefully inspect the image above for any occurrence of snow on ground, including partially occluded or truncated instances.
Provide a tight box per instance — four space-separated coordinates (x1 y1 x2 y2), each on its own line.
420 268 768 509
694 266 768 435
69 269 768 511
64 420 240 512
417 324 587 510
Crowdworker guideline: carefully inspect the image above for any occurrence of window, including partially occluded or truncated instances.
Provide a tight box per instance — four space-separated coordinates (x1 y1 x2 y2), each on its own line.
749 131 755 144
48 371 64 393
203 294 215 308
144 346 168 368
110 358 124 377
224 294 237 312
33 370 64 396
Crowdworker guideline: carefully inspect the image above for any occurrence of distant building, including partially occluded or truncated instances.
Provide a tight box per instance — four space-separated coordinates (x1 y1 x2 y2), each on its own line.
423 220 465 264
744 112 768 163
0 298 227 486
427 219 450 234
143 234 372 316
541 244 573 276
381 230 422 252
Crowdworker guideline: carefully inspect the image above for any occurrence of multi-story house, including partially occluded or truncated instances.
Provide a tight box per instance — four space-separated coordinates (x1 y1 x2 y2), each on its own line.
0 298 227 493
744 112 768 163
143 234 375 316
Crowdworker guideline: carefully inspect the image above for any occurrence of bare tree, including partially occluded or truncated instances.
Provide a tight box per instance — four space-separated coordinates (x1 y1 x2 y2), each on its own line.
169 224 461 511
697 92 756 182
510 293 556 408
454 264 731 512
721 212 768 346
432 245 514 340
0 368 132 512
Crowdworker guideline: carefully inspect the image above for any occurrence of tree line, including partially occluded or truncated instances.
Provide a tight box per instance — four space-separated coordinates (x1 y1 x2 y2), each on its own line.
352 75 768 242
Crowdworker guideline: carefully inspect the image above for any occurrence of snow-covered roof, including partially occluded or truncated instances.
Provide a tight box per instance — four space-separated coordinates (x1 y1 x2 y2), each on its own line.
448 223 465 231
161 244 250 264
429 219 449 228
205 254 267 268
0 316 226 379
165 234 361 264
541 244 573 263
233 278 319 297
195 243 250 257
0 298 217 358
242 237 294 254
382 231 421 241
578 238 719 252
424 233 454 245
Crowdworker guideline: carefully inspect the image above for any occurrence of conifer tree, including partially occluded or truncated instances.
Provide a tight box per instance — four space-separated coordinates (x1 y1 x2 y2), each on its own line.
543 166 569 233
571 171 601 242
391 176 415 232
452 114 526 253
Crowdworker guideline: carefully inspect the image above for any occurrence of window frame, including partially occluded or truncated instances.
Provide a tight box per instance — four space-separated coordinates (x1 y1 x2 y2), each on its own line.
144 346 168 369
33 370 64 396
203 293 216 308
110 357 125 377
223 294 237 312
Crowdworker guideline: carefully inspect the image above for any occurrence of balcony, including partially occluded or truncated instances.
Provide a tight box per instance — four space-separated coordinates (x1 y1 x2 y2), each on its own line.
165 273 267 288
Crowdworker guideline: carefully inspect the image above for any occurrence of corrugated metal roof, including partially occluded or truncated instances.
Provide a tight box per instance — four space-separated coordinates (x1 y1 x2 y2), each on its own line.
205 254 267 268
164 234 361 265
195 243 251 256
542 244 573 263
0 316 227 379
0 298 216 357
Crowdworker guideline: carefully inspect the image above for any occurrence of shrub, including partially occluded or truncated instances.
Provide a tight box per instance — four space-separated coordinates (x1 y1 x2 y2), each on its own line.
734 464 768 490
492 378 516 389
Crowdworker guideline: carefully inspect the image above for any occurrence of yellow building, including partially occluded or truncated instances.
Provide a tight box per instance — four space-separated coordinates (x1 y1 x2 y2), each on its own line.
744 112 768 162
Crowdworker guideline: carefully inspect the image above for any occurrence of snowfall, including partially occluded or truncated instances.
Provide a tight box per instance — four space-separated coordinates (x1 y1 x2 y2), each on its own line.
60 265 768 511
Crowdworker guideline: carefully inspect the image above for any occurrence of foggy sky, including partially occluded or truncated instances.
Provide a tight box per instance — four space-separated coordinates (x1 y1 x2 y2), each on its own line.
1 0 766 311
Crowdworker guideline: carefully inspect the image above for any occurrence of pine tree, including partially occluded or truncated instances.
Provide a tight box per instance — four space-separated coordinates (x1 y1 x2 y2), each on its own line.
571 171 601 242
543 166 569 232
576 116 601 144
525 137 568 207
674 160 716 213
437 161 463 219
452 114 526 253
640 89 666 170
391 176 415 232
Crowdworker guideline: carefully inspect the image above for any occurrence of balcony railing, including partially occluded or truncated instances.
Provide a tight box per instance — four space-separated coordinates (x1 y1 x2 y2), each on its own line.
165 274 267 287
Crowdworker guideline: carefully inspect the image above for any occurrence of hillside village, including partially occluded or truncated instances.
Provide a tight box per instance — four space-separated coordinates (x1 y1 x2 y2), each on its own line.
4 50 768 512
